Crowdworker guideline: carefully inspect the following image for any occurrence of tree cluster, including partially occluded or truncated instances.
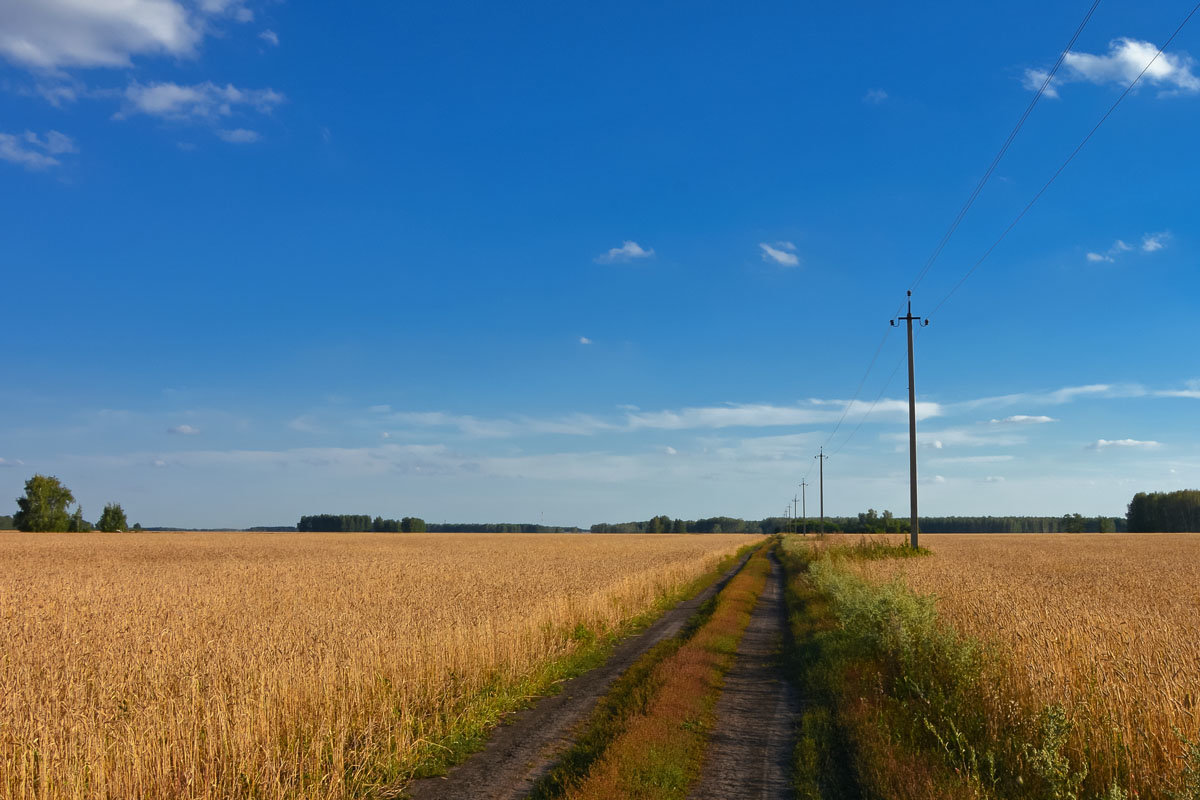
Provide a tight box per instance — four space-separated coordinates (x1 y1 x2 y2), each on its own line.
426 523 583 533
1127 490 1200 532
10 475 130 532
297 514 427 532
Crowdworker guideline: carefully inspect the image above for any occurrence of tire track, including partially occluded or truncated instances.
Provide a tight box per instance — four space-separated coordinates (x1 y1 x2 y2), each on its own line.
688 551 798 800
404 550 753 800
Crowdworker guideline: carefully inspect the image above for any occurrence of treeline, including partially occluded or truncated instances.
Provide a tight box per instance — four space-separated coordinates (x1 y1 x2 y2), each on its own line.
426 523 583 533
297 514 427 532
591 516 762 534
1127 490 1200 532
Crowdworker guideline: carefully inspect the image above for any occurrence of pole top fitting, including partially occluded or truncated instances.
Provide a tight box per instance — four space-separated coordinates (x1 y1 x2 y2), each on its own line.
907 290 912 297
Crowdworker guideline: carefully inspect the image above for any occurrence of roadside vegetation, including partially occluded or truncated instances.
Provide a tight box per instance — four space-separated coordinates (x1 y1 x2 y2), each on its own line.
779 534 1200 800
533 546 770 800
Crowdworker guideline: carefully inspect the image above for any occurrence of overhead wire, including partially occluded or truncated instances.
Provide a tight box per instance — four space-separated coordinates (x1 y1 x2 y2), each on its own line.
796 0 1106 475
929 0 1200 317
909 0 1103 293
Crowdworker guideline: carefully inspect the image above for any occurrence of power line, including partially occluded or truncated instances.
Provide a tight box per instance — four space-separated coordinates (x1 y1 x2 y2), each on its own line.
930 0 1200 317
803 1 1101 469
830 354 906 456
909 0 1103 293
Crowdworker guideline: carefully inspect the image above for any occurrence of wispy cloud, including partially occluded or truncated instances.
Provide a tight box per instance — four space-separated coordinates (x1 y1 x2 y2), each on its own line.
758 241 800 267
216 127 261 143
1155 379 1200 399
0 129 77 170
579 336 592 345
1025 38 1200 98
1142 232 1168 252
120 81 284 121
863 88 888 103
883 427 1027 449
1086 233 1166 263
1088 438 1162 451
595 241 654 264
259 29 279 47
167 424 200 435
989 415 1058 424
288 415 320 433
0 456 26 467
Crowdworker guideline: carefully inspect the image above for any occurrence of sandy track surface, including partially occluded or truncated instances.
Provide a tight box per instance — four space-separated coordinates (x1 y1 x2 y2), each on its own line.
404 552 752 800
688 552 798 800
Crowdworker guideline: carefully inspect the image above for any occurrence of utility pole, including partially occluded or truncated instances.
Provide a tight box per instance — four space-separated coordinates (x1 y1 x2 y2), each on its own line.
891 290 929 549
814 448 828 534
792 494 798 534
799 480 808 536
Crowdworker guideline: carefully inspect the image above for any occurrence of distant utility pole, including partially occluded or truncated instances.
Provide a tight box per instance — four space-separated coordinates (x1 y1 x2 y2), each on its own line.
792 494 799 534
815 448 828 534
799 480 808 536
891 290 929 549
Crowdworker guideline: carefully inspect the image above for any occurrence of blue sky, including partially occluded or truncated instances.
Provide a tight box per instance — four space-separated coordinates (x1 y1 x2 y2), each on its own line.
2 0 1199 527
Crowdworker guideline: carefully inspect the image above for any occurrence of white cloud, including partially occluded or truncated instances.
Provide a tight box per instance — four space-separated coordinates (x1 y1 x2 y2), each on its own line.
863 88 888 103
984 475 1006 483
595 241 654 264
0 457 26 467
579 336 592 345
288 415 319 433
931 455 1015 464
1088 438 1162 451
120 81 284 120
380 432 391 440
167 424 200 435
0 0 199 70
198 0 252 21
368 404 392 414
883 427 1026 449
152 458 167 467
0 129 77 169
216 127 260 143
1156 379 1200 399
990 415 1058 425
1026 38 1200 97
758 241 800 267
259 29 279 46
664 446 678 455
1142 232 1168 252
1088 235 1163 263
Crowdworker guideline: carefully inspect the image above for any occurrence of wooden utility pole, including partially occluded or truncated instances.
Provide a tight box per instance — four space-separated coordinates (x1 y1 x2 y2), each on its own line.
814 448 828 534
799 480 808 535
892 290 928 549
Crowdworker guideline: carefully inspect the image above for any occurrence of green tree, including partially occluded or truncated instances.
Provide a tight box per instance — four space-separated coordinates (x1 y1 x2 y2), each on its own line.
0 515 14 530
13 474 76 532
97 503 129 532
67 507 92 532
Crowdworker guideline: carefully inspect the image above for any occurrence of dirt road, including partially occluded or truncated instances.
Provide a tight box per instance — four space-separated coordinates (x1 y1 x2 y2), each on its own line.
404 552 752 800
687 551 798 800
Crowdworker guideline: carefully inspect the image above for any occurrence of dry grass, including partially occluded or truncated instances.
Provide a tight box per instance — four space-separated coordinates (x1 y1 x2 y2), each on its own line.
850 533 1200 793
565 547 769 800
0 531 756 800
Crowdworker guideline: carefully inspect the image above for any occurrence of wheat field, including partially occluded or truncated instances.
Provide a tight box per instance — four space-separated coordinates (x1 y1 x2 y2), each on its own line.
0 531 755 799
850 533 1200 793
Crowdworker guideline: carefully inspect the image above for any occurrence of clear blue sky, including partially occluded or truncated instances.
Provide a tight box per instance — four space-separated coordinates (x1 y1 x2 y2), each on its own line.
2 0 1198 527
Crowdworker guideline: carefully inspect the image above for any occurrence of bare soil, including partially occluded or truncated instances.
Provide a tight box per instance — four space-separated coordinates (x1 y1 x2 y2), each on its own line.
403 552 752 800
688 551 798 800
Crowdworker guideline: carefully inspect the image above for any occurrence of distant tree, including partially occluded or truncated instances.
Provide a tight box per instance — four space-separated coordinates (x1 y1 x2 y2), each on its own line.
673 518 687 533
67 507 92 532
132 522 143 532
13 475 76 532
400 516 426 532
97 503 129 532
0 515 14 530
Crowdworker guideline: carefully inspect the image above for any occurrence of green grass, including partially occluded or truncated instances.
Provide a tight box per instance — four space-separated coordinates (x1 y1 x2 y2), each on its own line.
393 542 760 798
526 546 760 800
776 534 1200 800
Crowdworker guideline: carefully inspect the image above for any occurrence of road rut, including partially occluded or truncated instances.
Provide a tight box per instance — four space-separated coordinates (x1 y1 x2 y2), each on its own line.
404 551 752 800
688 551 798 800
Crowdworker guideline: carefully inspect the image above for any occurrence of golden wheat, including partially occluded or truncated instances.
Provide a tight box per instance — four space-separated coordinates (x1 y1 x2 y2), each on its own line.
0 531 756 799
850 533 1200 793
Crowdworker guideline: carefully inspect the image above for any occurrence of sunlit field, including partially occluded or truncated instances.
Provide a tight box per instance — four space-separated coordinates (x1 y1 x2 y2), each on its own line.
0 531 756 799
848 533 1200 793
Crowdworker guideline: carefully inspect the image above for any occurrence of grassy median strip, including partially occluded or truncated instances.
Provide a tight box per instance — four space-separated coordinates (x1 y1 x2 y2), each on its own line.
536 546 770 800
